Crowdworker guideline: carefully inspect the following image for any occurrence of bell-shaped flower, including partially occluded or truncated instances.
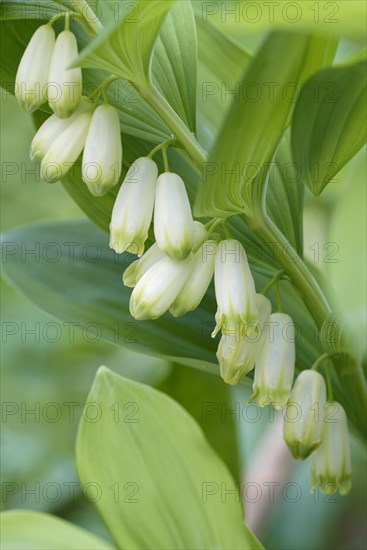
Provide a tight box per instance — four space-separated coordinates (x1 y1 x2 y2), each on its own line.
15 24 56 113
129 255 194 321
123 221 207 289
154 172 195 260
48 30 82 118
123 244 165 288
82 104 122 196
110 157 158 257
212 239 258 337
30 97 93 161
170 240 216 317
217 294 271 385
250 313 295 409
283 370 327 459
310 402 352 495
41 112 92 183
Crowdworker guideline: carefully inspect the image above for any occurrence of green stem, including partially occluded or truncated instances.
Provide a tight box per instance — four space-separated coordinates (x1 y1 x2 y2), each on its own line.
248 210 331 330
72 0 103 35
261 269 285 296
140 85 207 170
162 145 170 172
311 353 330 371
147 138 177 160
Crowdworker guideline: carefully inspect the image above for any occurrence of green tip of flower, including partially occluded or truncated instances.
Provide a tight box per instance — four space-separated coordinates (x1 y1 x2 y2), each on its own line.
286 440 321 461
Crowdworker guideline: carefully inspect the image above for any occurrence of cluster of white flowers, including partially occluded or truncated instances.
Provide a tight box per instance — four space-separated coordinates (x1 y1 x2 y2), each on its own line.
15 20 352 496
16 22 122 197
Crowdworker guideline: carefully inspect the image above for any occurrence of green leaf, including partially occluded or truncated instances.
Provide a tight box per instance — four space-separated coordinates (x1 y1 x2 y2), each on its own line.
291 59 367 196
0 511 114 550
153 1 197 132
73 0 175 85
77 367 263 549
0 219 218 371
157 365 241 481
196 1 366 41
194 32 320 218
5 219 367 439
266 131 304 255
0 1 70 21
0 219 322 370
196 17 252 149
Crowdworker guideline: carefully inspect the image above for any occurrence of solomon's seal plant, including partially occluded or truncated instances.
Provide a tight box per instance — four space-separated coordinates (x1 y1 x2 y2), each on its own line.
1 0 366 548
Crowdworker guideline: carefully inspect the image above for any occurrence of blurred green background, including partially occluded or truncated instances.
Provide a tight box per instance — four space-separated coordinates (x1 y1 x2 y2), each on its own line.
1 95 366 549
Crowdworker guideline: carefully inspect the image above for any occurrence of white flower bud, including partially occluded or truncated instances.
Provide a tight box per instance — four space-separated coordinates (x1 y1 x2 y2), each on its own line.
310 402 352 495
15 24 56 113
122 222 207 289
129 255 194 320
154 172 195 260
122 222 208 288
213 239 258 337
82 104 122 196
30 97 93 161
123 244 165 288
250 313 295 409
41 112 92 183
110 157 158 257
170 240 216 317
48 30 82 118
217 294 271 385
283 370 327 459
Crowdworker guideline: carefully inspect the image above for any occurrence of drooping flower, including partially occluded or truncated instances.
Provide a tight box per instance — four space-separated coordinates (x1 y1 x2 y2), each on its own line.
82 104 122 196
123 244 165 288
30 97 93 161
283 370 327 459
212 239 258 337
129 255 194 321
217 294 271 385
123 221 208 289
15 24 56 113
250 313 295 409
154 172 195 261
48 30 82 118
170 240 216 317
40 112 92 183
310 402 352 495
109 157 158 256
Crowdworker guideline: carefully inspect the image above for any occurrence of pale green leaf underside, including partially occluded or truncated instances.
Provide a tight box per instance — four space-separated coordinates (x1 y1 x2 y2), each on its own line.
291 59 367 195
153 1 197 132
72 0 175 84
77 367 263 549
0 511 114 550
0 219 323 372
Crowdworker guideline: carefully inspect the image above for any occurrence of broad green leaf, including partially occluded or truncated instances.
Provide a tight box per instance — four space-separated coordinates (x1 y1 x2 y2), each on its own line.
0 219 218 371
195 1 366 41
158 365 241 481
194 32 320 218
4 218 366 439
0 218 326 375
73 0 175 85
77 367 263 549
153 1 197 132
291 59 367 196
0 511 114 550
